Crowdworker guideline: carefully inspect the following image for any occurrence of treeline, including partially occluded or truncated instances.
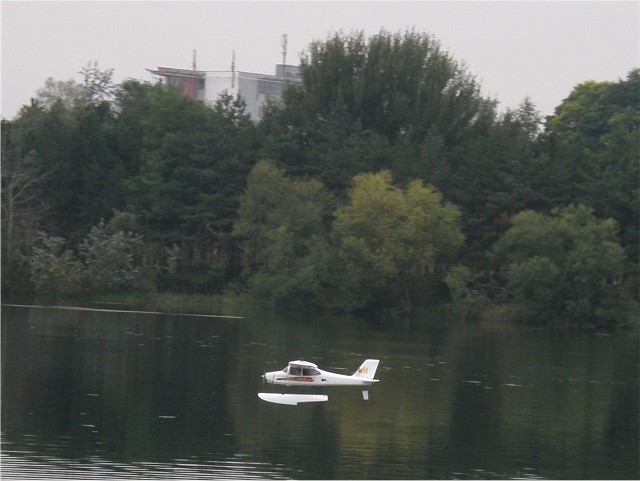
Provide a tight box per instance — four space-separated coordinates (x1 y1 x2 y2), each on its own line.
2 32 637 327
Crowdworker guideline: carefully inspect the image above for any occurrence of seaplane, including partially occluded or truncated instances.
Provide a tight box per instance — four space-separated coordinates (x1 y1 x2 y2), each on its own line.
258 359 380 405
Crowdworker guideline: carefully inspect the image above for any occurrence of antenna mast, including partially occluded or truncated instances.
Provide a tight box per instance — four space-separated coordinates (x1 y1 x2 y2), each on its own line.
192 49 197 70
231 50 236 88
281 34 288 66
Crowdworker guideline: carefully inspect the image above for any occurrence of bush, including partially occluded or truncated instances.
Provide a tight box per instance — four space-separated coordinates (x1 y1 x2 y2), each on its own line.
79 219 143 293
28 232 86 297
28 219 143 298
493 205 634 327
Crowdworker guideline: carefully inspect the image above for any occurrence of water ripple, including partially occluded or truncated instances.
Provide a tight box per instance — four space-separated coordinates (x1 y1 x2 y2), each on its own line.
1 450 291 480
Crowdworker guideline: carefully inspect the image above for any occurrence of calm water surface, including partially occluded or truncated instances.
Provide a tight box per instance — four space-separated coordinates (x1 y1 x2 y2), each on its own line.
1 304 638 479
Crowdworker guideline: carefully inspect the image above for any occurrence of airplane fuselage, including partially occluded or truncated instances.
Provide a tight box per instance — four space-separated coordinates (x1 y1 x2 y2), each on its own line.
263 359 379 387
264 369 377 386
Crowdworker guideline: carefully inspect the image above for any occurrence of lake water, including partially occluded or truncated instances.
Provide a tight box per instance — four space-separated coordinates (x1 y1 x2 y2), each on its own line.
1 304 638 479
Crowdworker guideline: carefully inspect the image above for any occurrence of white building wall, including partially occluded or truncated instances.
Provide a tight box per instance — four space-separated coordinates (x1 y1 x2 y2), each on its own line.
204 69 299 120
203 72 238 106
152 65 300 121
238 74 260 119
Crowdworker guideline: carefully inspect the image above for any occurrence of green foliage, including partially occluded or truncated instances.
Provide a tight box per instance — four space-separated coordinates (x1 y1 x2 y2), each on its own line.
9 86 125 243
234 160 292 276
234 160 334 307
537 70 639 268
236 167 464 313
28 232 86 297
27 217 144 298
444 108 538 257
122 85 259 292
79 61 115 105
3 55 637 327
79 219 143 292
330 171 464 314
298 29 485 144
492 205 633 327
34 77 88 111
260 30 546 267
260 29 493 195
444 264 487 315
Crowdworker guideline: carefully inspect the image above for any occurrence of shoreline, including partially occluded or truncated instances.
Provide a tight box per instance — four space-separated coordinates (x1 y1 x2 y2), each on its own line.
1 303 245 319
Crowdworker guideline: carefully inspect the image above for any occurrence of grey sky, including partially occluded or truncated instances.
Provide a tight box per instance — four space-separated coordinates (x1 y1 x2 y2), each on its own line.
2 1 638 120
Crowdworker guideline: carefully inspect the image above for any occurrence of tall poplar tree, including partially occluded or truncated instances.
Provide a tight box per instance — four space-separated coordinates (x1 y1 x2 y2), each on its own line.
259 29 494 193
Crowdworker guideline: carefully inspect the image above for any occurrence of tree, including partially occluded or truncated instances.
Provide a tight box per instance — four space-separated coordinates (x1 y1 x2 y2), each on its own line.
513 96 543 140
9 76 126 243
259 29 493 195
79 61 115 105
444 264 488 317
1 121 49 264
297 29 485 144
258 29 540 277
1 119 51 298
27 215 144 298
79 219 143 293
432 100 540 264
234 160 334 307
492 205 633 327
537 70 639 271
329 171 464 314
123 85 259 291
28 231 86 297
33 77 87 111
233 160 292 277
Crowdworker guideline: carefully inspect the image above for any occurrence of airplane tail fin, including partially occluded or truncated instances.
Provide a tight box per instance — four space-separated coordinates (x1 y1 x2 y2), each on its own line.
352 359 379 380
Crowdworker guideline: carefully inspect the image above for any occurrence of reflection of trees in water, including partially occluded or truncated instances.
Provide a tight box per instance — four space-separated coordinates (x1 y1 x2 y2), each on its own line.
2 306 638 479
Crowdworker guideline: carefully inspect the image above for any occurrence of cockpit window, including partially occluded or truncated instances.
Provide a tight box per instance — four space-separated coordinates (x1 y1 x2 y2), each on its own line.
289 366 302 376
302 368 320 376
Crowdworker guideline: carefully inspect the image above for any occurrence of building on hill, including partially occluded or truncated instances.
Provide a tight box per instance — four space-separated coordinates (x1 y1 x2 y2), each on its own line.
146 62 301 121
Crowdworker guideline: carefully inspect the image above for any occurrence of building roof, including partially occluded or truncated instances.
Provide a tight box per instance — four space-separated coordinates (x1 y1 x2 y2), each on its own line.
146 67 206 78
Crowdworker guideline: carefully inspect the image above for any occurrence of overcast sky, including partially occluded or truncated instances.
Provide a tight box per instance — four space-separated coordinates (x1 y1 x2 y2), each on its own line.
2 1 638 120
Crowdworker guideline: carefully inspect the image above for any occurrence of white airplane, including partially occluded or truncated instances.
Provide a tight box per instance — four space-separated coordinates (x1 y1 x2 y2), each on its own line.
258 359 379 405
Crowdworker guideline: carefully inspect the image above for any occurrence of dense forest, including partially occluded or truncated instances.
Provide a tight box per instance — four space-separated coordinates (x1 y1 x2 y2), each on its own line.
2 31 638 327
